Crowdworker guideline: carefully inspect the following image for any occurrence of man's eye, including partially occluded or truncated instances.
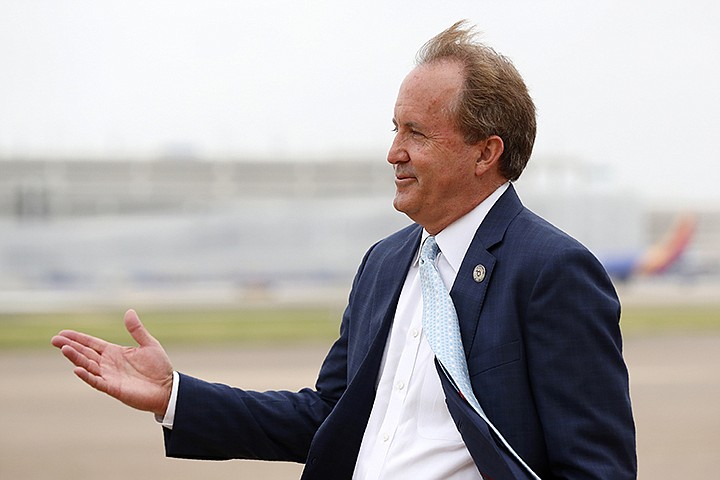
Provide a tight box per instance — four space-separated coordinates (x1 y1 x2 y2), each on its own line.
411 130 424 137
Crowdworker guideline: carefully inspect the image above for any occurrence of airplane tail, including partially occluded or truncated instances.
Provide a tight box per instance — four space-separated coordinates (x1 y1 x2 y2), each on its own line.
635 214 697 276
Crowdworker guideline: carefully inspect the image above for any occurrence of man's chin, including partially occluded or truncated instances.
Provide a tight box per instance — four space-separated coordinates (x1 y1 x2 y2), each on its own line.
392 195 415 218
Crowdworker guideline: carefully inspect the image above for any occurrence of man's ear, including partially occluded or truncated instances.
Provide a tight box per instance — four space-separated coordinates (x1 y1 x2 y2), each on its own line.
474 135 504 175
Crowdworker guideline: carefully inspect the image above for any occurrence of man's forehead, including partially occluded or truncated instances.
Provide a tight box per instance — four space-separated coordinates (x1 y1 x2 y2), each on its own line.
393 64 461 123
397 63 462 105
402 61 463 89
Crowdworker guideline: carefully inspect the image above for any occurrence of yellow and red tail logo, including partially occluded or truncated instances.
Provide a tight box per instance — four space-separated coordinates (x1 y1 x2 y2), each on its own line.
636 215 697 276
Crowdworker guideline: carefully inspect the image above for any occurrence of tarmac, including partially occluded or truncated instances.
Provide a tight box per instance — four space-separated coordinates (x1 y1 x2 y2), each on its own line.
1 333 718 479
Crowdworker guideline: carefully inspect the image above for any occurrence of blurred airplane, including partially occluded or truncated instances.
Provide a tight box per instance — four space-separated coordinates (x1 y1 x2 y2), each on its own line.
600 214 697 282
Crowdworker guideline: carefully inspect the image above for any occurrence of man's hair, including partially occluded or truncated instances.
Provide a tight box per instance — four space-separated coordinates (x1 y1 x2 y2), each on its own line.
416 20 536 181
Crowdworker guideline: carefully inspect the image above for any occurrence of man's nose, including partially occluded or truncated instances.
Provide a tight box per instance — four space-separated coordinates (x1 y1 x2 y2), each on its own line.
387 136 409 165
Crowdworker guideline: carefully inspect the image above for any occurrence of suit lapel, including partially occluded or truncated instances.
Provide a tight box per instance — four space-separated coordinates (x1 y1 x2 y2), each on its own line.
451 249 496 357
450 185 524 356
373 224 422 300
368 225 422 342
348 224 422 381
300 225 421 479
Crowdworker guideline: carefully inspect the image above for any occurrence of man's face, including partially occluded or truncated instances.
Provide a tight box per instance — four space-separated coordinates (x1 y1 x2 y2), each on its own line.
388 61 485 234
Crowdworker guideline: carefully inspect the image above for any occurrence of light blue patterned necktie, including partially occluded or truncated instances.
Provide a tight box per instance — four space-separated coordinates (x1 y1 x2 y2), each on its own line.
419 236 540 480
419 236 484 413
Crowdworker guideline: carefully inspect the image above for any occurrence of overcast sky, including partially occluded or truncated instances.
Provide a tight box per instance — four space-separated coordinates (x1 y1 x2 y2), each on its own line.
1 1 719 204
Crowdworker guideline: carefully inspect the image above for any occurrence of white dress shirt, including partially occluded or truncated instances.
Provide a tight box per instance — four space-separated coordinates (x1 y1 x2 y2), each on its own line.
161 184 510 479
352 183 508 480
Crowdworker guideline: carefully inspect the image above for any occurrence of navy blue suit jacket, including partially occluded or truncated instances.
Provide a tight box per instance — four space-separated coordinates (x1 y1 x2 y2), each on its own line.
164 185 637 479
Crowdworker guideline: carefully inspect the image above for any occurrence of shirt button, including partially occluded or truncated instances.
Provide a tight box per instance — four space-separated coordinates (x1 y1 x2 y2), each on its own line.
411 328 419 338
396 381 405 390
382 433 390 442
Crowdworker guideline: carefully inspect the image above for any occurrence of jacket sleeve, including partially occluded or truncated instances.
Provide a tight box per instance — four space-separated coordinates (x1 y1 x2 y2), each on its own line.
162 243 379 463
163 315 353 463
163 372 338 462
524 244 637 479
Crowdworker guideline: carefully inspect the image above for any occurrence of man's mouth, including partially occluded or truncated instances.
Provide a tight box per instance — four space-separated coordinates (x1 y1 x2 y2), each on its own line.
394 169 416 183
394 176 416 188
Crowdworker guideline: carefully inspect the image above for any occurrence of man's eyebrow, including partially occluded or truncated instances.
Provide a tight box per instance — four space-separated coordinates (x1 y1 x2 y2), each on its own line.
392 119 423 130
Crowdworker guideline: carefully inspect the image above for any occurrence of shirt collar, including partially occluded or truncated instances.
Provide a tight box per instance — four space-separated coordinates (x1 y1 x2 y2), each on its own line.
413 182 509 271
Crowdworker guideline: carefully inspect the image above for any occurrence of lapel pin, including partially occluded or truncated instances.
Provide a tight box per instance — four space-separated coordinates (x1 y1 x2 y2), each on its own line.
472 264 486 283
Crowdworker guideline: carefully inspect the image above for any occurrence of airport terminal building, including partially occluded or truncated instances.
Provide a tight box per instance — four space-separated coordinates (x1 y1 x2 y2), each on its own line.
1 157 718 309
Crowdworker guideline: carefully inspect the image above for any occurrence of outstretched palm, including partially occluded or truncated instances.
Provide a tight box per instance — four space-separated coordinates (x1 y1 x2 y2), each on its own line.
51 309 174 417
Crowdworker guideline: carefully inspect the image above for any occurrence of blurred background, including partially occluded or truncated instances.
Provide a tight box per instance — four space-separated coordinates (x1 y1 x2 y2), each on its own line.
1 1 719 479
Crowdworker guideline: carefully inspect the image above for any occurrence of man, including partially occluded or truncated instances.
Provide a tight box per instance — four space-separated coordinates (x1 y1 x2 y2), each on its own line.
52 21 636 479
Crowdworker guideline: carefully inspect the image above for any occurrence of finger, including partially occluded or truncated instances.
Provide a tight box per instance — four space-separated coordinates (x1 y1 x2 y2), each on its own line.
52 329 109 355
51 334 70 349
54 336 103 365
60 345 101 376
73 366 109 394
124 309 159 347
51 331 83 349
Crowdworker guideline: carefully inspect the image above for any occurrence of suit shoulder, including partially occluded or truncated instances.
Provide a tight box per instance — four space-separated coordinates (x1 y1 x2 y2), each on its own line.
506 207 618 299
508 207 599 265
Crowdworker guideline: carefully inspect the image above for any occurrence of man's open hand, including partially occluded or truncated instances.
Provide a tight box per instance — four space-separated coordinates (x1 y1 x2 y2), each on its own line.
51 309 174 417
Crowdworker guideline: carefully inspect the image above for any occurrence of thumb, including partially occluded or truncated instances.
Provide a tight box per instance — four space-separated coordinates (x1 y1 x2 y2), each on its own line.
124 309 159 347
